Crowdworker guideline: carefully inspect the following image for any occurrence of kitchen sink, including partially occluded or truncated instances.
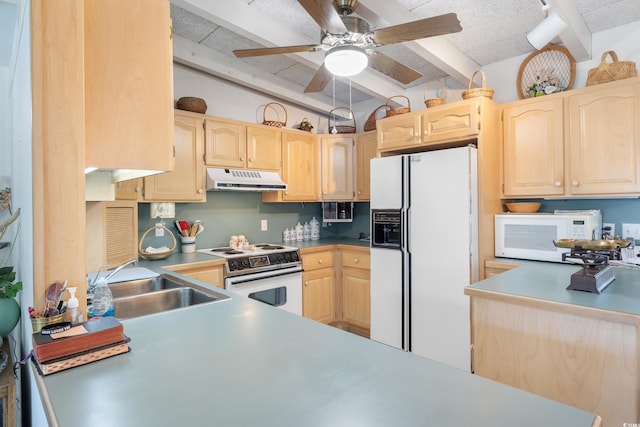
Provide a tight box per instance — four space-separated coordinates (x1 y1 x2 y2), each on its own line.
101 274 230 319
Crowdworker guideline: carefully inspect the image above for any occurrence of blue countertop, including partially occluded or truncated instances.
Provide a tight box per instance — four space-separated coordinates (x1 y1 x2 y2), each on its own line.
468 258 640 319
35 251 598 426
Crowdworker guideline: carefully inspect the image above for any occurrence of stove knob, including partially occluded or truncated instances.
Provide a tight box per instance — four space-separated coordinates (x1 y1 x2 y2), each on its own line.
275 254 285 263
241 259 250 268
284 253 292 261
228 261 238 271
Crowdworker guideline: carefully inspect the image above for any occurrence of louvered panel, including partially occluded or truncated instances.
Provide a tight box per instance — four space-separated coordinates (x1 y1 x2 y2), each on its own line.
105 204 138 268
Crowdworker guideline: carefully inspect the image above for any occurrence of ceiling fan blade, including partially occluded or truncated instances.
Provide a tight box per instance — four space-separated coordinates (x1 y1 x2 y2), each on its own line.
233 44 320 58
298 0 348 34
368 52 422 84
372 13 462 45
304 64 332 93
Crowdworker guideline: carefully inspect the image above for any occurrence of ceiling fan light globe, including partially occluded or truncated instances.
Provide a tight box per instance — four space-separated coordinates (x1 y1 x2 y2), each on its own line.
324 46 368 77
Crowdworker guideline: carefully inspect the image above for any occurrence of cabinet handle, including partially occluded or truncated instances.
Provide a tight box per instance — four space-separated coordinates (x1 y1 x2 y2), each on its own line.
240 157 245 161
554 181 562 187
318 259 323 264
197 189 203 194
304 281 309 286
357 190 361 194
353 258 359 263
572 181 579 187
249 157 254 162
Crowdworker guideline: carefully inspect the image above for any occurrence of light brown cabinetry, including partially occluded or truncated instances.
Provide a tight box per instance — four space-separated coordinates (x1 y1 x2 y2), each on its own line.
204 119 282 171
377 111 421 151
263 130 318 202
164 262 224 289
502 78 640 198
355 131 377 201
301 249 335 324
84 0 174 176
115 179 143 201
484 260 519 278
143 111 206 202
86 200 138 272
502 97 564 196
0 340 16 427
421 100 480 143
321 135 355 200
340 247 370 332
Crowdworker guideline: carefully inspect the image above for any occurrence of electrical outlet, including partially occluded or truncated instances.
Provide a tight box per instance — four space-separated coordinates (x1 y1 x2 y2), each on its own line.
261 219 268 231
602 223 615 239
154 222 165 237
621 223 640 241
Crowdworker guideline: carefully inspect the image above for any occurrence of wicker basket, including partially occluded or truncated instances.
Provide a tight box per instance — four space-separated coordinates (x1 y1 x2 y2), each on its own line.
517 45 576 99
328 108 356 134
262 102 287 127
424 78 446 108
297 118 313 132
138 225 177 260
586 50 638 86
385 96 411 117
363 105 390 132
176 97 207 114
461 70 494 100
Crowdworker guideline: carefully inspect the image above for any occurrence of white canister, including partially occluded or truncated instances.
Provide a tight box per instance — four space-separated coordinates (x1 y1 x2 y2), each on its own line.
303 222 311 241
310 217 320 240
294 222 303 242
283 228 291 243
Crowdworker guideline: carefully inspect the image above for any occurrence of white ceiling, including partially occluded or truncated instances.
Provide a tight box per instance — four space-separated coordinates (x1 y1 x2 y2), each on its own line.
171 0 640 113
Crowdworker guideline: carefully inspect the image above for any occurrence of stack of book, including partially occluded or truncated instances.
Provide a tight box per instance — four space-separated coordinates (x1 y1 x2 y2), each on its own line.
31 317 130 375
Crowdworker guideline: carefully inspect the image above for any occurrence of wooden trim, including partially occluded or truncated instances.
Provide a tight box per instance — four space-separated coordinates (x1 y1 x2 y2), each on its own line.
31 0 88 315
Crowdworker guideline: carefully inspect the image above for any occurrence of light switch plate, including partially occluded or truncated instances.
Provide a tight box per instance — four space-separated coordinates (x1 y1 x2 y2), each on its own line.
622 223 640 241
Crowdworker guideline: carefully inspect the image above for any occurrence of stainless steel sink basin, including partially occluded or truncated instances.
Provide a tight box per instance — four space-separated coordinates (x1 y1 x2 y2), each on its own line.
102 274 229 319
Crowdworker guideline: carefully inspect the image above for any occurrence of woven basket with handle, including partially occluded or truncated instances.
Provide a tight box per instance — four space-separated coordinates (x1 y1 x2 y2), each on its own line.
586 50 638 86
385 96 411 117
424 78 446 108
363 105 390 132
138 225 177 260
461 70 494 100
328 107 356 134
262 102 287 127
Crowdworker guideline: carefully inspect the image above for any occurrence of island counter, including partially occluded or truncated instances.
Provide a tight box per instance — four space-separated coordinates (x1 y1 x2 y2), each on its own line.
465 260 640 427
33 281 600 427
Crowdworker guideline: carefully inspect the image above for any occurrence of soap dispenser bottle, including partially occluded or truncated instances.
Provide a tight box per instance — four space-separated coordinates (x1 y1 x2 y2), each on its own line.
91 278 114 317
66 287 81 324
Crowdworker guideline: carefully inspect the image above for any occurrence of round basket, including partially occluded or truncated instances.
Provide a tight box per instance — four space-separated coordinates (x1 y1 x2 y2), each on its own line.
176 97 207 114
138 225 177 260
262 102 287 127
297 118 314 132
461 70 494 100
517 45 576 99
424 78 445 108
328 107 356 134
363 105 390 132
385 96 411 117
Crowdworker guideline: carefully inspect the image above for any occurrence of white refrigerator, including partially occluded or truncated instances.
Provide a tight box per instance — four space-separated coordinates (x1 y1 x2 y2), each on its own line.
369 146 478 372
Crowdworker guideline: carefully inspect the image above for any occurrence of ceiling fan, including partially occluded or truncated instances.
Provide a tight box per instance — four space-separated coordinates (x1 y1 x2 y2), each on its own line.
232 0 462 93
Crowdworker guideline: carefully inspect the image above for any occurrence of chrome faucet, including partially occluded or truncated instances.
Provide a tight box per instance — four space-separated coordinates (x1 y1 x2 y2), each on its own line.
87 259 138 293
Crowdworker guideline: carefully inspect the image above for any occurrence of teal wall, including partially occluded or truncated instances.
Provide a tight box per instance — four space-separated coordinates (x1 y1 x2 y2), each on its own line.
137 192 371 251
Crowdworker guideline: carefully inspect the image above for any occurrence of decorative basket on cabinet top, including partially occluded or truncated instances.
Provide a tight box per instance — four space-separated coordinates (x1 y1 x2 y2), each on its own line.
176 97 207 114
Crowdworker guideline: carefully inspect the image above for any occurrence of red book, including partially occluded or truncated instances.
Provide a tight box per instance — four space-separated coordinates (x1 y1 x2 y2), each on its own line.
32 317 124 363
32 337 130 375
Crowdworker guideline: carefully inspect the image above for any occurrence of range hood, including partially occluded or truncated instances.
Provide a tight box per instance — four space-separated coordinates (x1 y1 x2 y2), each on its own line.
206 168 287 192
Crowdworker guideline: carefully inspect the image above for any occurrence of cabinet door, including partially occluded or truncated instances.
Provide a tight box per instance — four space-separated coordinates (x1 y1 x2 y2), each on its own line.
143 113 205 202
377 112 421 151
355 132 377 201
321 136 354 200
115 178 142 201
503 97 565 196
281 131 318 201
246 125 282 171
84 0 174 173
303 268 336 324
568 83 640 195
342 267 370 330
422 100 480 143
204 119 247 168
166 265 224 289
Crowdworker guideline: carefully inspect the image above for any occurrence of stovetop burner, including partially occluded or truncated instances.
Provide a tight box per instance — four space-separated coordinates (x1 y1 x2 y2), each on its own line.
196 244 302 276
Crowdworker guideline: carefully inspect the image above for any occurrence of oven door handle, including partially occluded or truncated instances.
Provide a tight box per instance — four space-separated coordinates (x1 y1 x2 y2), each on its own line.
226 268 304 285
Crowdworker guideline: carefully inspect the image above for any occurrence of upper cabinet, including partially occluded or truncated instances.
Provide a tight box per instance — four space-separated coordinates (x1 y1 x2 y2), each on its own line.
204 119 281 171
143 111 206 202
84 0 174 176
321 135 355 201
502 97 565 197
263 130 318 202
502 78 640 198
355 131 377 201
377 111 421 151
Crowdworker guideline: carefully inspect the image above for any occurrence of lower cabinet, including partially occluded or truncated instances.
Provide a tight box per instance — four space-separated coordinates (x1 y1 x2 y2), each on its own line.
340 247 371 334
164 262 225 289
301 249 336 324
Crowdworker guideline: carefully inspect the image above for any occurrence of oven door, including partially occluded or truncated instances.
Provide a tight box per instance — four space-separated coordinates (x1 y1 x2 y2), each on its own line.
225 267 303 315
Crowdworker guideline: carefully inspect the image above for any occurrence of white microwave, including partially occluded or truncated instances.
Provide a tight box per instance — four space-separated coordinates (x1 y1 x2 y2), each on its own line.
494 210 602 262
